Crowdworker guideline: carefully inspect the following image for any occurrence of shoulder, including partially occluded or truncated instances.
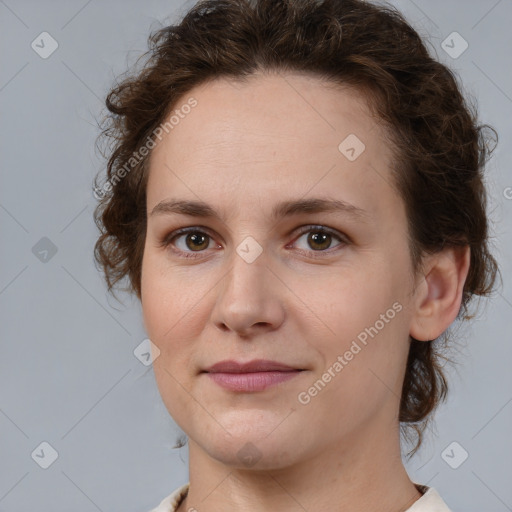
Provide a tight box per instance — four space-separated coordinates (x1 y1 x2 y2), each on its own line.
407 483 453 512
147 483 190 512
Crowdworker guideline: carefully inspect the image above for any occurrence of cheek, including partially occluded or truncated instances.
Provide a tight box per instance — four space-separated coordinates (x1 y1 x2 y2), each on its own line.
316 263 394 334
141 263 188 399
141 257 203 424
306 259 409 382
141 251 206 342
140 252 219 398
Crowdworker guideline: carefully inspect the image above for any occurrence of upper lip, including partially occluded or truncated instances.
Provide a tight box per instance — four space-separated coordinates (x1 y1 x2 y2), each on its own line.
203 359 302 373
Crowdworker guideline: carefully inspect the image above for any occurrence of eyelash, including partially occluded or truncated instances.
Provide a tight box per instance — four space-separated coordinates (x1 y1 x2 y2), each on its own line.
158 225 349 260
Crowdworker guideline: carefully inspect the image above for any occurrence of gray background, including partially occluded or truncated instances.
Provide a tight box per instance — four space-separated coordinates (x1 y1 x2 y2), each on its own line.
0 0 511 511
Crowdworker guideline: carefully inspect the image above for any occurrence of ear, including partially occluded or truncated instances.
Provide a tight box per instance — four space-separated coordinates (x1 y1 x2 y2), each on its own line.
409 245 471 341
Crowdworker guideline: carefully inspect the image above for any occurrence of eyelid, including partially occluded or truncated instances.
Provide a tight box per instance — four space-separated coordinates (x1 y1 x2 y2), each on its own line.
290 224 348 244
158 225 220 254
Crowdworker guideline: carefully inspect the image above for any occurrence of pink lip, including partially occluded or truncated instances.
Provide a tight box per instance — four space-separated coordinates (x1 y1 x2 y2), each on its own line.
202 359 304 392
204 359 299 373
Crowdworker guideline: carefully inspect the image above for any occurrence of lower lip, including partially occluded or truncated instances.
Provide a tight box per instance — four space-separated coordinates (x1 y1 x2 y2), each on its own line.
205 371 302 392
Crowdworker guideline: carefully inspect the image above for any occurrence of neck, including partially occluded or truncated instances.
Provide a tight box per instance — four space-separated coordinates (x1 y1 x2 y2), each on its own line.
178 419 422 512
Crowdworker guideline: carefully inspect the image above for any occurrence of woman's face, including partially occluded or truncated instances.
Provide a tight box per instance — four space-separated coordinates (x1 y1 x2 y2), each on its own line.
141 72 419 469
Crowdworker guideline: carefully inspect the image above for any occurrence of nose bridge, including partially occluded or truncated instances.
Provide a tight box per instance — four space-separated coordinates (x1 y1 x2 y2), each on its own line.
228 241 268 296
211 240 285 335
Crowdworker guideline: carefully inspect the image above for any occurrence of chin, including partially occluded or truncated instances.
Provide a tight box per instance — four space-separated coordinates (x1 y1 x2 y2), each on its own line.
191 412 308 470
221 408 295 441
204 434 303 471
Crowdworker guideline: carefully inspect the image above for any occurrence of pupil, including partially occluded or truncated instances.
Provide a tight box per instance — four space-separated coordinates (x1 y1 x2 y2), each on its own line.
309 232 330 250
188 233 207 251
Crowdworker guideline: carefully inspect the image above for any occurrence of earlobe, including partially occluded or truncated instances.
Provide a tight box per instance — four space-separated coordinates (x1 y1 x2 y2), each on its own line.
409 246 471 342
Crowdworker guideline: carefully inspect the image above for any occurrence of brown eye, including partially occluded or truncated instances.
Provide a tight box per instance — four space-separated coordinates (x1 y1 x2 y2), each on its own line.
307 231 332 251
184 232 210 251
292 226 346 255
161 224 347 260
160 227 217 259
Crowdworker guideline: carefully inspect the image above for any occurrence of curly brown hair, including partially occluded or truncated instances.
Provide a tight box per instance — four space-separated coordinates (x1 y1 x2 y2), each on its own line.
93 0 499 457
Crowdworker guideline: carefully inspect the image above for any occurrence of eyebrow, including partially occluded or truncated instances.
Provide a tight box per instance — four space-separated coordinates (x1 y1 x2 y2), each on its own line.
149 197 370 222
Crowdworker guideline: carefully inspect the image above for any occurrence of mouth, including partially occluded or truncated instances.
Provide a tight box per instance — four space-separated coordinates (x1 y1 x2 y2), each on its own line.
201 359 305 392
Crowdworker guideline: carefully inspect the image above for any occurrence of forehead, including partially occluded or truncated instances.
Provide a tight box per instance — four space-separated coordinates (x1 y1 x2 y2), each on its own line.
147 72 399 221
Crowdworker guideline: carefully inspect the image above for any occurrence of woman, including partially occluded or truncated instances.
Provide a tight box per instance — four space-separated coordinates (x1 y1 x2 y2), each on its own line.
93 0 499 510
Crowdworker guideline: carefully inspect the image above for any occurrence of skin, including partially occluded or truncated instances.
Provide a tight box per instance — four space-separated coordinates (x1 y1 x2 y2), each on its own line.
140 71 470 512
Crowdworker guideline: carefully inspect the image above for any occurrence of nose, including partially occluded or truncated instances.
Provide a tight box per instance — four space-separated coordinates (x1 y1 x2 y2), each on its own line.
210 248 286 338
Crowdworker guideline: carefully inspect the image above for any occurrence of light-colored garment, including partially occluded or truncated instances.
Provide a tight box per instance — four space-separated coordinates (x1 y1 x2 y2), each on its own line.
148 482 452 511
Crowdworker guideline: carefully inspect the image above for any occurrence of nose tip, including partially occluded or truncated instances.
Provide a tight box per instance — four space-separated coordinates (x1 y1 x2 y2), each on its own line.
218 319 273 337
210 258 286 337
